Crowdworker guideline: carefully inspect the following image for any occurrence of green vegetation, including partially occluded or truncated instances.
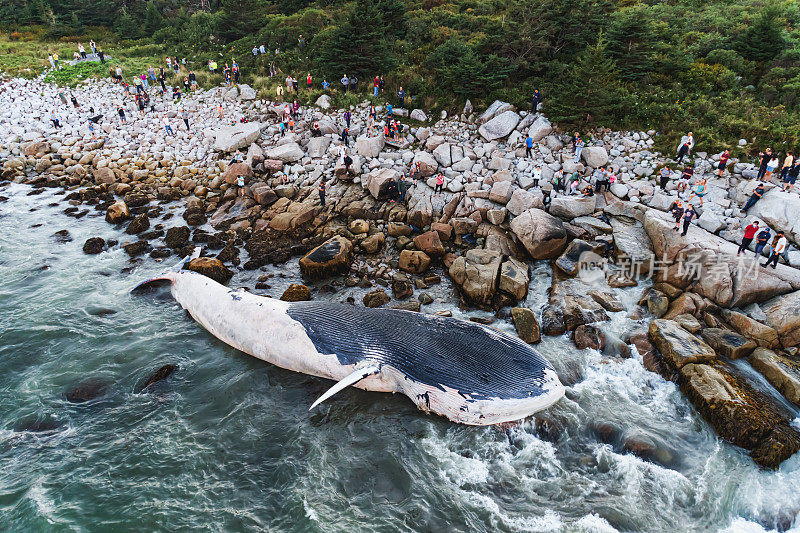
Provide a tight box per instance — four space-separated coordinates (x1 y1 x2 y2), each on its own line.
3 0 800 154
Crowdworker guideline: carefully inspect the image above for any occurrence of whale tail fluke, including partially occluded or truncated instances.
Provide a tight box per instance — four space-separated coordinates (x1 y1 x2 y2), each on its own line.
309 365 380 410
131 247 201 293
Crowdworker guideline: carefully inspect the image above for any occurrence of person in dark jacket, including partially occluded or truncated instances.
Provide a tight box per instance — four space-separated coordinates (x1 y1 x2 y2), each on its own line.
397 87 405 108
743 182 765 212
755 227 772 257
681 206 696 236
318 180 326 207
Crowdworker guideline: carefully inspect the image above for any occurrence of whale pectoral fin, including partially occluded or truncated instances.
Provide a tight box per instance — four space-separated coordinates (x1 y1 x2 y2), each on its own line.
131 247 201 293
309 365 380 411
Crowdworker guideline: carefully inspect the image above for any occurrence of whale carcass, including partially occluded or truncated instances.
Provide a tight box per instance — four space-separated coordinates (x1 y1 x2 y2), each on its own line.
135 262 564 425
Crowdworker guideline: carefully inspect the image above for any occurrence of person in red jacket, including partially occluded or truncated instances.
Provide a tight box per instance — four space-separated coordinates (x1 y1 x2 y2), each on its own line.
717 149 730 177
737 221 760 255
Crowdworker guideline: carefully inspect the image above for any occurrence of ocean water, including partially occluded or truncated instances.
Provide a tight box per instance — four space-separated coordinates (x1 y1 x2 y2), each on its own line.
1 182 800 532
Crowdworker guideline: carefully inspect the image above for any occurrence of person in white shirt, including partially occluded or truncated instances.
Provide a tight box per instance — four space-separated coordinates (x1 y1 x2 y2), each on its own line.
677 132 694 163
163 115 174 136
532 165 542 188
763 232 788 268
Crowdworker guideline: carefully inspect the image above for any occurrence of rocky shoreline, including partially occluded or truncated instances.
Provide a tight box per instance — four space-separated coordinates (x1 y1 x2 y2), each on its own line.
3 75 800 468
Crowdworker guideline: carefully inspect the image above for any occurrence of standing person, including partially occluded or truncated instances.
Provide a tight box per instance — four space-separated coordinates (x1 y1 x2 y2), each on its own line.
341 127 349 146
681 206 696 236
763 232 788 268
292 76 299 93
163 115 174 136
140 73 149 90
276 83 284 102
78 43 86 60
781 152 795 183
260 43 266 54
757 148 772 179
70 93 80 108
343 109 351 129
321 79 330 90
318 180 326 207
676 132 694 163
738 221 760 255
525 135 533 158
765 155 779 181
669 199 684 230
48 53 54 68
397 86 405 108
532 165 542 188
217 102 223 120
434 173 444 195
115 64 123 81
182 108 190 130
50 109 60 128
373 75 380 97
743 182 765 212
785 161 800 192
97 48 104 63
659 165 672 190
292 99 300 118
53 52 59 69
679 165 694 197
755 226 772 257
553 169 564 193
531 89 541 113
117 105 127 125
379 75 385 93
716 149 730 177
573 136 584 163
90 40 96 54
233 62 240 83
341 74 349 93
306 72 312 91
252 45 259 56
236 173 246 197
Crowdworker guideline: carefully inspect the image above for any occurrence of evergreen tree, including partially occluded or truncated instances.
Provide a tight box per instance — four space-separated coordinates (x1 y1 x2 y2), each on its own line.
144 1 164 36
546 36 628 126
605 7 655 82
315 0 396 79
218 0 262 41
737 4 785 62
426 38 515 99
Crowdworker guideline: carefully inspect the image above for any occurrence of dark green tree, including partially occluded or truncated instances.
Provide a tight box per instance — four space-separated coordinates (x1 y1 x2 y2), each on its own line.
737 4 786 62
605 7 655 82
315 0 397 79
426 38 515 99
546 35 629 126
218 0 262 41
144 1 164 36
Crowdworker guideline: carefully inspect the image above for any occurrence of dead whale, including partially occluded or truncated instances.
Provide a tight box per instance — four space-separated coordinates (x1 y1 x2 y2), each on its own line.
134 257 564 425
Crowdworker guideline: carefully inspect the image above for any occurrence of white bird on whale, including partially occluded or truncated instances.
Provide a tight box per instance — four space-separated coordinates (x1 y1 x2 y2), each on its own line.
134 253 564 425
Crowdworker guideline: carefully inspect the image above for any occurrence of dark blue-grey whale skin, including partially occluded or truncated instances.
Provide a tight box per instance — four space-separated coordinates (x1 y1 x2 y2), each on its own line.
286 302 554 402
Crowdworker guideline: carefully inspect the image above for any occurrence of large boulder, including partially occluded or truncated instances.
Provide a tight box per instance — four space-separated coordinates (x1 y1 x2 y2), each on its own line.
399 250 431 274
678 361 800 468
299 236 354 279
307 136 331 158
499 257 529 301
761 290 800 347
510 307 541 344
363 168 400 200
644 210 800 308
549 196 596 219
410 109 428 122
609 216 655 275
432 142 452 167
264 143 303 162
186 257 233 284
413 230 445 257
648 319 716 369
510 208 568 259
477 100 514 124
699 328 757 359
448 249 502 306
478 110 521 141
527 116 553 143
748 188 800 245
749 348 800 406
222 162 253 184
237 84 257 100
356 134 385 159
412 152 438 176
105 201 130 224
581 146 609 168
506 188 544 216
315 94 331 109
212 122 263 152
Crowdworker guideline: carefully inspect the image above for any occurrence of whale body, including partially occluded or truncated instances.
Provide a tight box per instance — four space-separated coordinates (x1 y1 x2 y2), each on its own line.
137 268 564 425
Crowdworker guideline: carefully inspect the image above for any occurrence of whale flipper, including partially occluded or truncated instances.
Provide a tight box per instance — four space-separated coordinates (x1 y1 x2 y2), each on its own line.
309 365 380 410
131 247 201 292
